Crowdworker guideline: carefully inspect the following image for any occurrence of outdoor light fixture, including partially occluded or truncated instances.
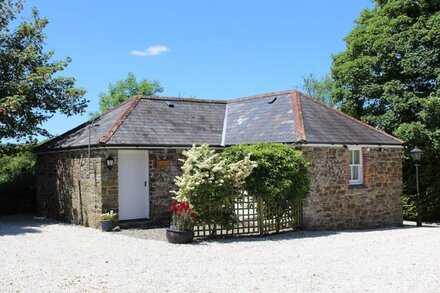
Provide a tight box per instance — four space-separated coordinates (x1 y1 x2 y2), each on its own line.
106 155 114 170
410 146 423 227
410 146 423 163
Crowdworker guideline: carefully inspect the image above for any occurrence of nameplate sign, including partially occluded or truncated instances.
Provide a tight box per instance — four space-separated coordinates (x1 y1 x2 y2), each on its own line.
156 160 171 169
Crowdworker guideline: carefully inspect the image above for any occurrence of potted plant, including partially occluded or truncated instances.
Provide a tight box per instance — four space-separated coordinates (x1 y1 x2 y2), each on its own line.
166 200 195 244
100 210 118 231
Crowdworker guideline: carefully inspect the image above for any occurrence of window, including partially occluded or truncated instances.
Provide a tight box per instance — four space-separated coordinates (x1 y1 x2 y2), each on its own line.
349 148 363 185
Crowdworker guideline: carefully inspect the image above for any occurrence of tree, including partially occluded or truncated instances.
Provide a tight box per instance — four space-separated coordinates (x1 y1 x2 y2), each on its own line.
297 73 335 106
0 0 87 141
0 143 36 214
97 72 163 113
331 0 440 220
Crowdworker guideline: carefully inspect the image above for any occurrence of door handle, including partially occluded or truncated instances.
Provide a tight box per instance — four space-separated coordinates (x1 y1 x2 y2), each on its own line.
144 181 147 187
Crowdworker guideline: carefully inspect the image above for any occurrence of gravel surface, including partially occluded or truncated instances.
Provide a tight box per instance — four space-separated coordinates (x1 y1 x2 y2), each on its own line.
120 227 167 241
1 215 439 292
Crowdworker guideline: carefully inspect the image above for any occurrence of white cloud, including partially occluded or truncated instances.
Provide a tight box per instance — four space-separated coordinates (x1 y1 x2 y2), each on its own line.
130 45 170 56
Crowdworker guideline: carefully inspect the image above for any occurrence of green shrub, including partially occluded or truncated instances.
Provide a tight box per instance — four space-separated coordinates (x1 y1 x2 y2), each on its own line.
403 190 440 222
422 187 440 221
172 144 256 229
222 142 310 232
402 195 417 221
0 144 36 214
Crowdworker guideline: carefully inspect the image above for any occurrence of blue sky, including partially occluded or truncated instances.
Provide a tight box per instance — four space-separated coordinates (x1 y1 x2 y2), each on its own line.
24 0 373 138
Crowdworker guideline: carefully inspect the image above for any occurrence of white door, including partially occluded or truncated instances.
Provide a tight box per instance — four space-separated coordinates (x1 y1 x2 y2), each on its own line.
118 150 149 220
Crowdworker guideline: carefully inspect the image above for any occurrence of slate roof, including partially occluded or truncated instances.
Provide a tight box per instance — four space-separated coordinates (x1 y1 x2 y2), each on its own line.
37 90 403 152
106 97 225 146
225 92 296 145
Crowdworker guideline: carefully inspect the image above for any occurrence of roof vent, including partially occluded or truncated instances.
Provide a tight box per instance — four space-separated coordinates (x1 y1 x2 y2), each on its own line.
268 97 277 104
165 101 175 108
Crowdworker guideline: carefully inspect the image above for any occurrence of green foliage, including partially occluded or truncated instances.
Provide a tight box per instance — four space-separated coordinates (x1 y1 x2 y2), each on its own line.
100 211 118 222
0 143 36 214
0 147 35 185
222 142 310 229
172 144 256 229
97 72 163 114
331 0 440 220
402 194 417 220
332 0 440 129
297 73 335 106
0 0 87 141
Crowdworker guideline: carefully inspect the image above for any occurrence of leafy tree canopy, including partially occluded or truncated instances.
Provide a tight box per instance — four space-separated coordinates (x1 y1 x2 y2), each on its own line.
97 72 163 113
331 0 440 219
0 0 87 141
297 73 335 106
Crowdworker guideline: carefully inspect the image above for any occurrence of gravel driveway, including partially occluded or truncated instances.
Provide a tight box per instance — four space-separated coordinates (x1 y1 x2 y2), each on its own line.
1 215 439 292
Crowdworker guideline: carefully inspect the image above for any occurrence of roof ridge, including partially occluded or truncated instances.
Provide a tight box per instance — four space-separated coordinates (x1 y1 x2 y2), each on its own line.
137 95 227 104
220 104 229 146
297 91 404 144
291 91 306 142
93 97 135 119
99 96 141 144
35 120 90 151
228 90 294 103
36 97 136 151
132 90 294 104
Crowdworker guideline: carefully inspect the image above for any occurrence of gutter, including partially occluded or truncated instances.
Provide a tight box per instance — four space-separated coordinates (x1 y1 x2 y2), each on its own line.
295 143 404 149
35 144 226 154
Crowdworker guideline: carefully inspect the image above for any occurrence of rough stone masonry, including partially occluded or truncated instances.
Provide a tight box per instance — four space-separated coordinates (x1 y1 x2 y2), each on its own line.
301 146 403 230
36 149 184 228
36 146 402 230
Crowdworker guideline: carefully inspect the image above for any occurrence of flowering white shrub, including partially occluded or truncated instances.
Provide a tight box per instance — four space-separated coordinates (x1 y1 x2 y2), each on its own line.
171 144 256 228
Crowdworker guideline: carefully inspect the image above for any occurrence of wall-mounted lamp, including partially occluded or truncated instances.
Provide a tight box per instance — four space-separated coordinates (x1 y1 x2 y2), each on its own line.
106 155 114 170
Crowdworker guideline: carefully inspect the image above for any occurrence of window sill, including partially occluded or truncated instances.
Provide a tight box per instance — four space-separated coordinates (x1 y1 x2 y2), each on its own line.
348 184 367 190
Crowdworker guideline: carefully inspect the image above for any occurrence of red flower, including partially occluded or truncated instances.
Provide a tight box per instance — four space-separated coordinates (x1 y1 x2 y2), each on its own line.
169 200 195 222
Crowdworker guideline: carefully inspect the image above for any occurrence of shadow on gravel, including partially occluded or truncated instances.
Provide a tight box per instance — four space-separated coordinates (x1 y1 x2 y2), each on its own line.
196 230 340 244
197 223 439 244
403 220 440 228
0 214 61 236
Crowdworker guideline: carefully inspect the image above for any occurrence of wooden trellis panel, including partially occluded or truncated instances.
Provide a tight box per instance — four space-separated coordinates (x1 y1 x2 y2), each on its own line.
193 195 302 238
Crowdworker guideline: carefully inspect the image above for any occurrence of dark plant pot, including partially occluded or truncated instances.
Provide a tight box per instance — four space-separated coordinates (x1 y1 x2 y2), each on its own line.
166 228 194 244
100 220 114 232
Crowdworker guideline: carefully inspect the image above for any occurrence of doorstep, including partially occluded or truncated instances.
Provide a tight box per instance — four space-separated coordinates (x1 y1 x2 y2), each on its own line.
118 218 156 229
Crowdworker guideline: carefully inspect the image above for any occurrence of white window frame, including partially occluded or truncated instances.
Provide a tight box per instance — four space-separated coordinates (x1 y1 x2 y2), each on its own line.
348 147 363 185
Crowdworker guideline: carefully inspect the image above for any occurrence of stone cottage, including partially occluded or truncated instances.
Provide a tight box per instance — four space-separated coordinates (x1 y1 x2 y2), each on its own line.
35 90 403 229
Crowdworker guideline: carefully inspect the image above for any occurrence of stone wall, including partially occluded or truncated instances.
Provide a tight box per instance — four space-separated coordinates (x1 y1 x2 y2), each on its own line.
301 146 403 230
101 150 118 213
36 150 105 228
37 148 183 228
148 149 184 225
37 146 402 230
